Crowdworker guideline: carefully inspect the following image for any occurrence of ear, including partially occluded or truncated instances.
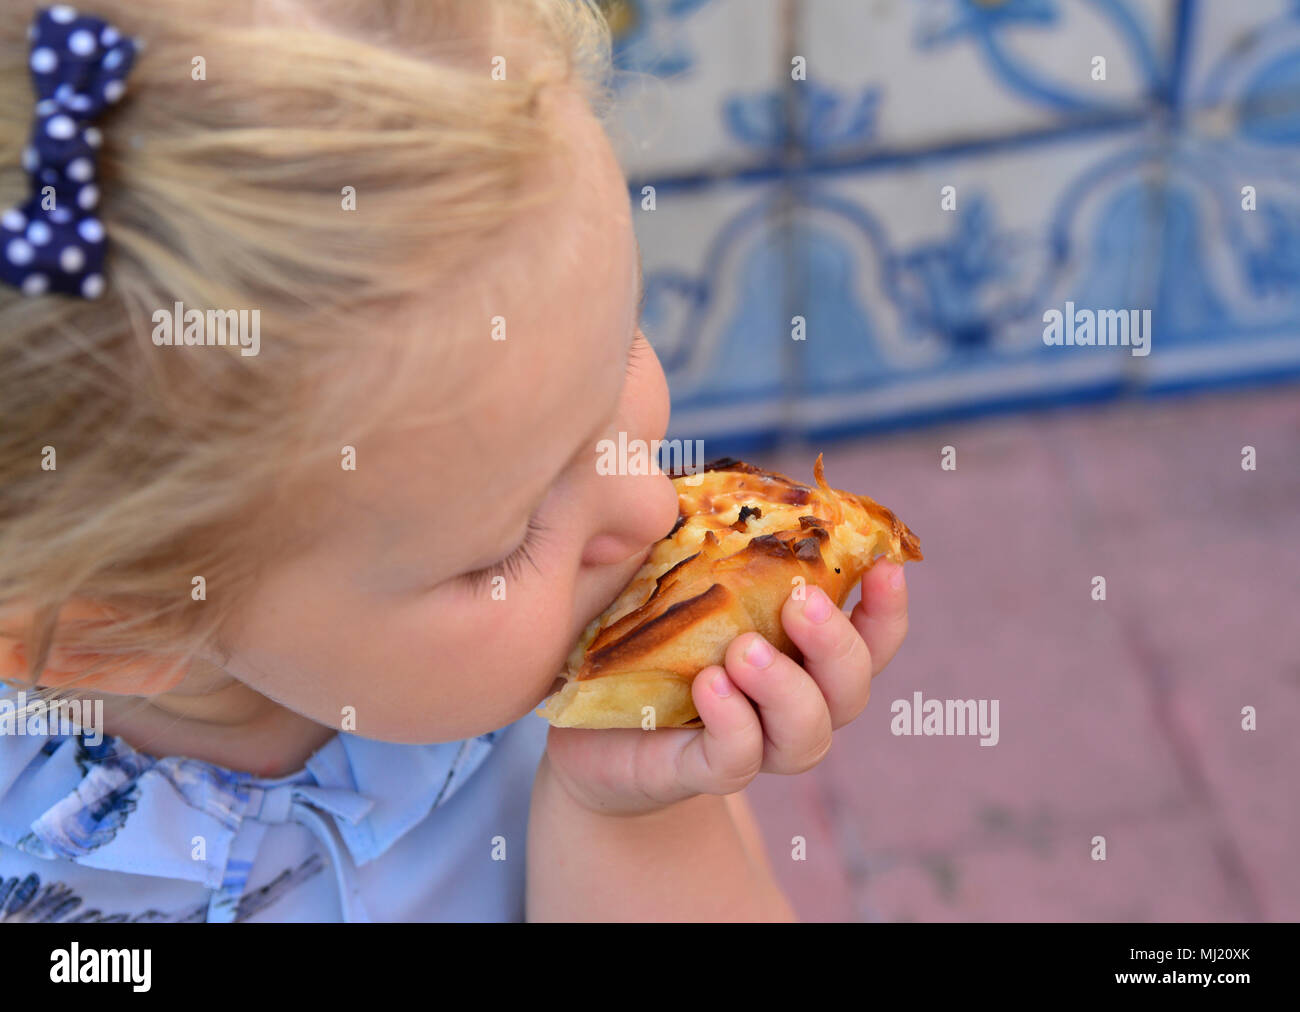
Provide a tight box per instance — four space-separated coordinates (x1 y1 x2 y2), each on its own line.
0 599 189 695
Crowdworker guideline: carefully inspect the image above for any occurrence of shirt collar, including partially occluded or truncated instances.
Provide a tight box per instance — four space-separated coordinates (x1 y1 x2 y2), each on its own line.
0 688 500 893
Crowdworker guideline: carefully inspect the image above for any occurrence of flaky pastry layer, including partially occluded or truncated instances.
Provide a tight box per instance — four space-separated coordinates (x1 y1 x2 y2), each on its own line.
536 455 922 729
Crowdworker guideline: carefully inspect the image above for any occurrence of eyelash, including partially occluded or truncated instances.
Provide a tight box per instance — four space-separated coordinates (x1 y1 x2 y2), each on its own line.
627 331 648 376
462 515 548 594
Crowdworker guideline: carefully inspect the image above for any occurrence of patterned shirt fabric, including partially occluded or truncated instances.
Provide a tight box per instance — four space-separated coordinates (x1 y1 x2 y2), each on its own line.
0 685 550 922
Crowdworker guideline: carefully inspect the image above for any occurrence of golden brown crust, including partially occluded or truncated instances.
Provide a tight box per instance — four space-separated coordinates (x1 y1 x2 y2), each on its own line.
536 454 922 729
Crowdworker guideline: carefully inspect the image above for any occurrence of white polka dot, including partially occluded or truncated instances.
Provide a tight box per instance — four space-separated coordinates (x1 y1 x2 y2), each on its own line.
35 99 57 117
21 273 48 296
76 185 99 210
83 127 103 148
7 239 35 266
41 169 58 184
68 29 97 56
69 94 93 113
59 246 85 272
31 48 58 74
49 6 78 24
103 47 124 70
67 158 94 182
77 218 104 243
81 274 104 299
51 207 73 225
101 26 120 46
46 115 76 140
21 147 38 172
26 221 52 246
2 209 26 231
103 79 125 103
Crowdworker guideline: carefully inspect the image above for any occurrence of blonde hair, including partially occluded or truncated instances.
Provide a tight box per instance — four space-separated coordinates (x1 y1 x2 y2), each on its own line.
0 0 613 701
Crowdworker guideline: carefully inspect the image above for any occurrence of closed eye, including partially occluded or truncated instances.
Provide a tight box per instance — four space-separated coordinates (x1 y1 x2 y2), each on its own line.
461 515 547 594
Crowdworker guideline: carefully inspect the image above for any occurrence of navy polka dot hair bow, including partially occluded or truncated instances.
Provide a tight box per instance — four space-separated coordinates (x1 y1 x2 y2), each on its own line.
0 6 140 300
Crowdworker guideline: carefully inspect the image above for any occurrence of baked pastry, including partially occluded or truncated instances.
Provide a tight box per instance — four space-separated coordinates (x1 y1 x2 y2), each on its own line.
536 454 922 729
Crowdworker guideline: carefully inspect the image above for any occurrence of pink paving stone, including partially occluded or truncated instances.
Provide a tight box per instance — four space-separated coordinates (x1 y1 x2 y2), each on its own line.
743 769 857 922
859 810 1250 922
1043 389 1300 921
738 385 1299 921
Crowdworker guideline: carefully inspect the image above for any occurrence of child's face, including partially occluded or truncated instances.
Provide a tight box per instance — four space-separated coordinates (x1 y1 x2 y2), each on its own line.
214 87 680 742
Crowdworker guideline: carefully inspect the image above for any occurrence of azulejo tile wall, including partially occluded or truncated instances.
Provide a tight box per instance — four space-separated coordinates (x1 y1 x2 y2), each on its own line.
601 0 1300 445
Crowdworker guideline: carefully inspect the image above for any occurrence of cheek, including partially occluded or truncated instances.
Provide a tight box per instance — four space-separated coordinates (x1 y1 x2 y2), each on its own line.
219 568 396 725
435 583 575 685
222 557 575 740
386 580 581 724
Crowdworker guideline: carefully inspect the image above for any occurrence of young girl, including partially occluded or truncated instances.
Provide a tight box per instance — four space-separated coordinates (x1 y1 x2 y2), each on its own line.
0 0 910 922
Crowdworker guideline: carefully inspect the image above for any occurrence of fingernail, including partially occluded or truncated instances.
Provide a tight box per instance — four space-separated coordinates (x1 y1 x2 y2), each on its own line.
711 671 732 697
743 635 774 668
890 563 906 590
803 586 832 623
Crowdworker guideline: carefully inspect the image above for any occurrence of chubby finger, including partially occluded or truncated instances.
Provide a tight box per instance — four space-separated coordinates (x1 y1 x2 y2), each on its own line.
721 632 833 774
780 585 873 729
850 558 909 676
674 665 765 795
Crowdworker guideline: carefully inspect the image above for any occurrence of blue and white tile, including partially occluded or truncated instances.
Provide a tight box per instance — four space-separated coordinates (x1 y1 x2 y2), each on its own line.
646 130 1165 442
785 129 1166 438
1147 1 1300 388
792 0 1172 157
630 176 793 442
1182 0 1300 127
1132 131 1300 390
603 0 785 180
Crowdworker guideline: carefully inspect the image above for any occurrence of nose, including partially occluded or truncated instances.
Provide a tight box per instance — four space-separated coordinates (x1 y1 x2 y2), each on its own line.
580 334 680 567
580 466 680 567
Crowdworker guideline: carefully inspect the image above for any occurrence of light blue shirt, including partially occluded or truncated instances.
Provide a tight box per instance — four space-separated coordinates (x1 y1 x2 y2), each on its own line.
0 685 550 922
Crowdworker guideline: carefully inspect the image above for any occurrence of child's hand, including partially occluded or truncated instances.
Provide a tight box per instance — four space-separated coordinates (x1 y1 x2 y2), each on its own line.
543 558 909 816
